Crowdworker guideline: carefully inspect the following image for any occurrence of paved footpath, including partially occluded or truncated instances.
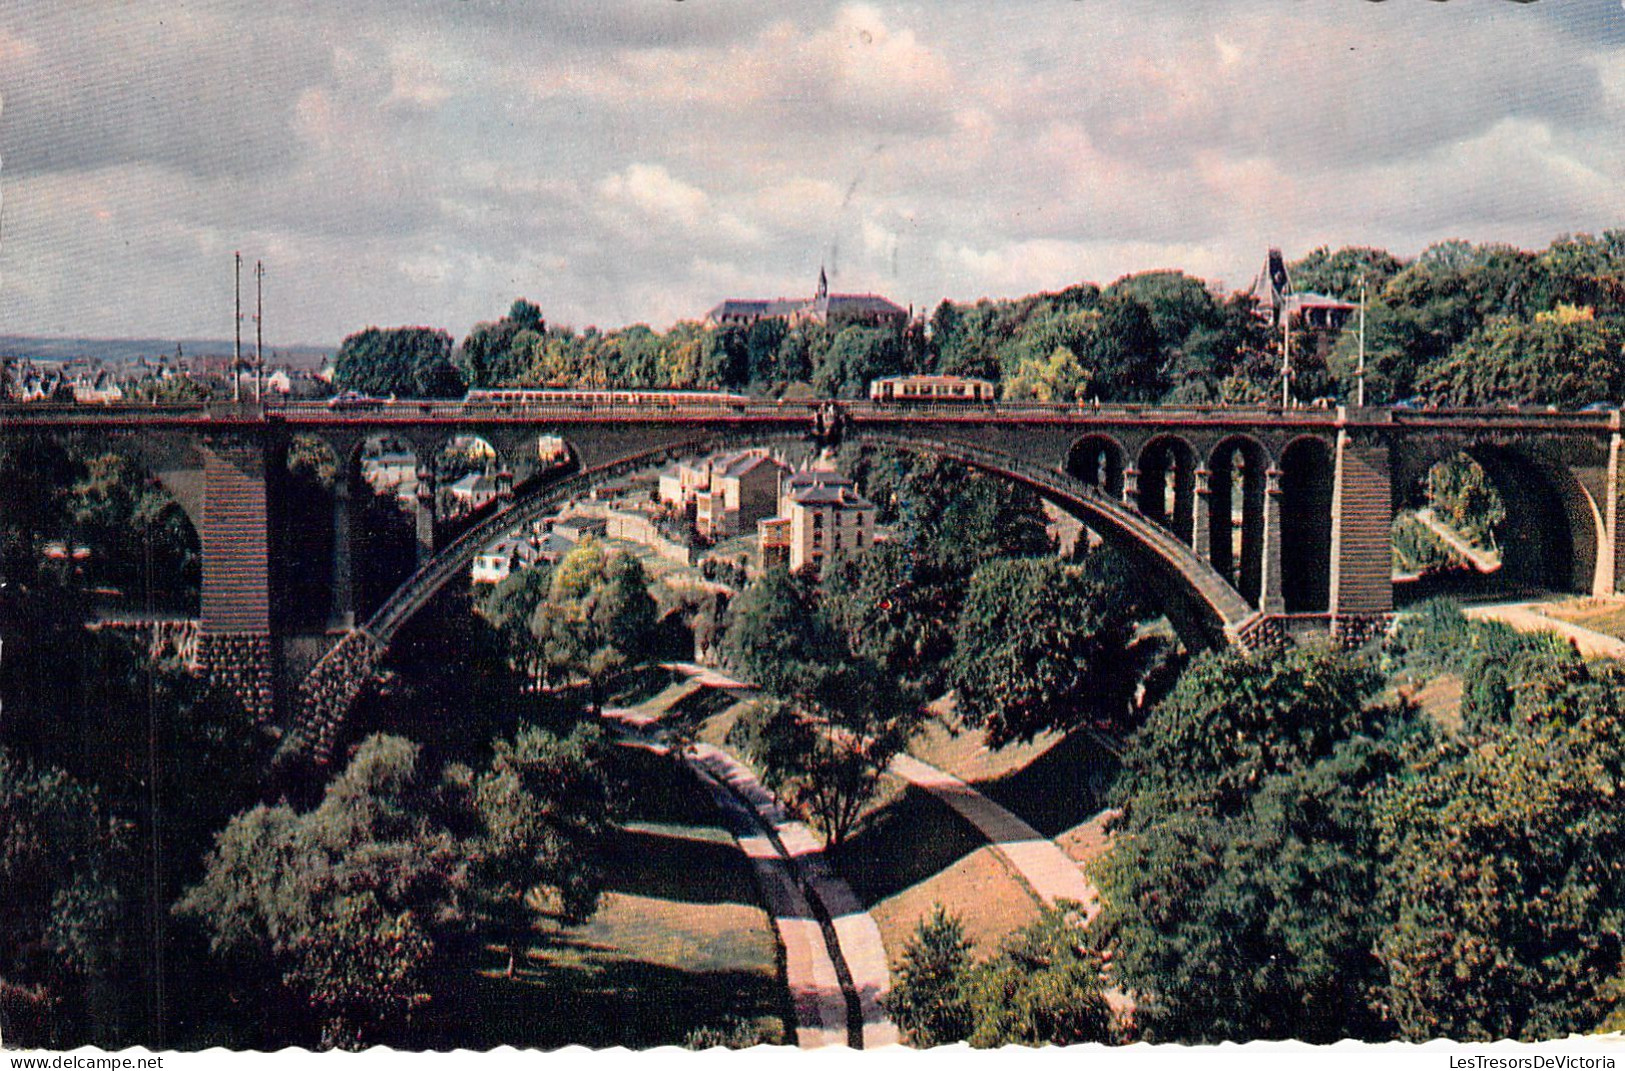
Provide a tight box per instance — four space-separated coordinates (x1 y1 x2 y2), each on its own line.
602 707 897 1049
1463 602 1625 660
888 752 1134 1017
889 753 1102 920
653 664 1133 1015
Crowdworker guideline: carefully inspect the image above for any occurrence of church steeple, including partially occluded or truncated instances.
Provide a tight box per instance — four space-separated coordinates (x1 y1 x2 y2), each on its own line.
816 266 828 302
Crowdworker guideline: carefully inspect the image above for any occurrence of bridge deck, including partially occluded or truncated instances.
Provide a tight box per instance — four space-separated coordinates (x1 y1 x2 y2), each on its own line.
3 400 1618 435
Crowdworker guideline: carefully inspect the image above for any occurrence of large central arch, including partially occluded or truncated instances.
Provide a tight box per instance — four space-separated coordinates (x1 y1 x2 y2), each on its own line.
281 427 1259 766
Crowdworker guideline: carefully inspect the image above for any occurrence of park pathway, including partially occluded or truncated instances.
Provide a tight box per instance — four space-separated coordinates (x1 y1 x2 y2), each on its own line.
656 663 1115 917
888 753 1104 920
1414 508 1501 573
647 664 1136 1020
601 701 897 1049
1463 601 1625 660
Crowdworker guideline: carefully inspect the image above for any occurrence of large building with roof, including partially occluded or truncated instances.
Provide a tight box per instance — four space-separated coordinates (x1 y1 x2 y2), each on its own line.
659 448 790 540
758 462 875 573
705 269 908 330
1248 248 1357 333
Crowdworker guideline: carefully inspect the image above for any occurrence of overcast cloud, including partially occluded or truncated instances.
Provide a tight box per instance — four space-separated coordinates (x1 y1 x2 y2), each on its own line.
1 0 1622 346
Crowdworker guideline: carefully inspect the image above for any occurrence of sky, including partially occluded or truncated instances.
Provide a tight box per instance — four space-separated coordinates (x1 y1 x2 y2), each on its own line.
1 0 1623 348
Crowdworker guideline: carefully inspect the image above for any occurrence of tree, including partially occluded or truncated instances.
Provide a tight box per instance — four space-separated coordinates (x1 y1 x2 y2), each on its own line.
698 325 750 388
813 324 908 398
883 906 976 1046
728 661 922 846
719 566 839 696
1086 296 1163 400
1372 664 1625 1041
525 541 661 709
947 555 1143 747
962 907 1113 1047
1096 646 1422 1043
1114 646 1401 821
479 563 554 680
1425 454 1505 547
0 435 78 587
1416 310 1624 407
728 697 890 846
65 451 200 613
1287 246 1406 301
817 542 962 689
1002 345 1086 403
176 735 470 1048
0 750 125 1048
471 724 612 977
177 727 613 1049
1097 737 1400 1042
334 326 463 398
841 449 1052 571
883 905 1113 1048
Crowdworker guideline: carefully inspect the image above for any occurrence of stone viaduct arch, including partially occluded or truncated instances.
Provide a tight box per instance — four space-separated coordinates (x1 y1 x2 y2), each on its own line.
9 403 1625 767
280 424 1266 765
1388 432 1606 595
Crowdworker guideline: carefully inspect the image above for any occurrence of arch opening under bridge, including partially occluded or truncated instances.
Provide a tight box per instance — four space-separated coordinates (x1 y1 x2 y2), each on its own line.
283 426 1260 765
1394 439 1603 601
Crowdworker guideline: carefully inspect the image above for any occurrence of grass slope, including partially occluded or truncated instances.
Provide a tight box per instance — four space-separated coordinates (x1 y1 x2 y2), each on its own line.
449 741 789 1049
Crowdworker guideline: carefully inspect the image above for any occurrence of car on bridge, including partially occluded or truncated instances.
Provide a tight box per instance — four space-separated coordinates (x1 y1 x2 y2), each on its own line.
326 391 388 411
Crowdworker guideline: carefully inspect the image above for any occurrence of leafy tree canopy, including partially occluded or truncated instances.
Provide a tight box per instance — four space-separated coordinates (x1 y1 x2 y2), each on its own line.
1416 311 1624 407
0 750 125 1047
1115 645 1404 821
525 540 660 707
177 726 612 1049
334 326 463 398
884 905 1113 1048
1373 662 1625 1040
948 553 1145 747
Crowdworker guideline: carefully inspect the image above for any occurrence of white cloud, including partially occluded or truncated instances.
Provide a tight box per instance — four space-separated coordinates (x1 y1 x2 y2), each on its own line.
2 0 1624 343
598 164 710 229
595 163 761 246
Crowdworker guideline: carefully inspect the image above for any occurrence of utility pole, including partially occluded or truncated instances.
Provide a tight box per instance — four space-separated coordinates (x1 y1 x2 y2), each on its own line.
1355 277 1368 409
254 260 265 404
233 251 242 404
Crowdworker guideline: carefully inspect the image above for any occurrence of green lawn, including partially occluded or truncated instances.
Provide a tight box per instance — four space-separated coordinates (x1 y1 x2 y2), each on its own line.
832 775 985 907
972 729 1120 839
831 774 1041 967
910 715 1121 839
1540 597 1625 642
441 742 790 1049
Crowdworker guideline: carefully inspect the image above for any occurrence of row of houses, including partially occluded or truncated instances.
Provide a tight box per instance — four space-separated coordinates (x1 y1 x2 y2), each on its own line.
6 355 322 404
658 449 876 573
471 514 608 584
472 447 880 590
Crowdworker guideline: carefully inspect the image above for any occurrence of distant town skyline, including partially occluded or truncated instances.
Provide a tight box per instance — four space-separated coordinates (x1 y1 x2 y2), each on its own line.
1 1 1622 346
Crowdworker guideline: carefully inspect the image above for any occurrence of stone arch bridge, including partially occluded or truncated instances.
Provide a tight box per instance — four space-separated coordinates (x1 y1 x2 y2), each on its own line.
6 400 1622 764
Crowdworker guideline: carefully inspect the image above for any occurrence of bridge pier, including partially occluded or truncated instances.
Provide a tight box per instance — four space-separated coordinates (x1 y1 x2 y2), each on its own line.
1602 432 1625 596
1239 455 1266 606
1259 467 1286 615
1172 464 1195 546
1328 430 1394 645
330 476 357 628
1192 467 1212 561
414 470 438 568
198 437 276 721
